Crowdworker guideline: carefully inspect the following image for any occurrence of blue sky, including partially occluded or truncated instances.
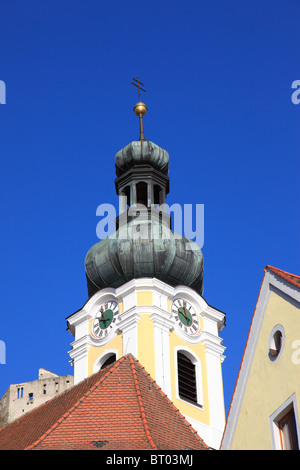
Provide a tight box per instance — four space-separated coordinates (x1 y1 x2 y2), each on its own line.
0 1 299 416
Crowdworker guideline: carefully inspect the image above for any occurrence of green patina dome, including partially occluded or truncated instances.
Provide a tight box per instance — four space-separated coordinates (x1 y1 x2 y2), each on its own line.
85 137 204 297
85 221 203 297
115 140 169 176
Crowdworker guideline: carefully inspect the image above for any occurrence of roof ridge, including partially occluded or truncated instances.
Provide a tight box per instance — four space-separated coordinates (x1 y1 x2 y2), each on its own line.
129 357 157 450
130 357 209 449
266 265 300 278
25 356 126 450
265 265 300 288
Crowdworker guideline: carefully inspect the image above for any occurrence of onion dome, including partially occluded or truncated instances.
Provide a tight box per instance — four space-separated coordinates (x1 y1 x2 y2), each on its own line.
115 140 169 177
85 220 203 298
84 80 204 298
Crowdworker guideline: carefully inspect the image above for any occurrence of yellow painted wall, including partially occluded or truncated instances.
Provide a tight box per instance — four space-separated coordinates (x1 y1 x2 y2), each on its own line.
137 291 153 306
231 290 300 449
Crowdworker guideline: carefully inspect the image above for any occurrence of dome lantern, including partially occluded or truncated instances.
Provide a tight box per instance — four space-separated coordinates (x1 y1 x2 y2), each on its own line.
84 80 204 297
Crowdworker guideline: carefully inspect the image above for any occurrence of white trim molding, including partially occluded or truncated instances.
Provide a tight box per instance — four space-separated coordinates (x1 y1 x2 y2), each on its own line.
92 349 119 374
68 336 90 384
149 309 173 398
174 346 204 408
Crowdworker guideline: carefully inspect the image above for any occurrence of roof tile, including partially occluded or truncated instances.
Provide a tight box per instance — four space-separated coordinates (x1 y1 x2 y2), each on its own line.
266 265 300 288
0 354 208 450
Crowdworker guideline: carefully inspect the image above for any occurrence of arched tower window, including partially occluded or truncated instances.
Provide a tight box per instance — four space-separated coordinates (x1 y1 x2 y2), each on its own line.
94 352 117 374
101 353 116 369
176 350 203 407
136 181 148 206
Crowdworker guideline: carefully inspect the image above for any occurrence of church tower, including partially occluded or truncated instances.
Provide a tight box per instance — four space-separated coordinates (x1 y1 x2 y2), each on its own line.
67 82 226 449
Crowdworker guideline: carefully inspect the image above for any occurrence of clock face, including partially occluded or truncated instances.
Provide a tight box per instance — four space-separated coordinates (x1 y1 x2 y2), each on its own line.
92 301 119 339
172 299 200 336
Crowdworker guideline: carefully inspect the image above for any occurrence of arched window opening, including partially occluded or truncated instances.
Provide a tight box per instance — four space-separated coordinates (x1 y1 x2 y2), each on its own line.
268 325 285 361
136 182 148 206
177 351 197 404
101 353 117 370
269 330 282 358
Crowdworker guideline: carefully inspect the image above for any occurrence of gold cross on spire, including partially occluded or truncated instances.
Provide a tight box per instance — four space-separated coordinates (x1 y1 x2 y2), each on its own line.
131 76 146 101
131 77 148 141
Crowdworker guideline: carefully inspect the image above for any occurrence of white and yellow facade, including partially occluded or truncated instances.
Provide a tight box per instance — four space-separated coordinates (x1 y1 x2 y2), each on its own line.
67 277 226 449
221 266 300 450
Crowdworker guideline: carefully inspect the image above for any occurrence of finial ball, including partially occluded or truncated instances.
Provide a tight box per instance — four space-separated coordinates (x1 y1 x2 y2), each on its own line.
134 102 147 116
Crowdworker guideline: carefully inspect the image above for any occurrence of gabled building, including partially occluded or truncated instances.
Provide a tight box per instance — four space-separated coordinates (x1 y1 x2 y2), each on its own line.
221 265 300 450
0 354 209 450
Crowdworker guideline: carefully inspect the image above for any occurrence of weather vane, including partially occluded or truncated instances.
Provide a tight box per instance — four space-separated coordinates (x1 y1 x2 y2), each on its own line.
131 76 147 141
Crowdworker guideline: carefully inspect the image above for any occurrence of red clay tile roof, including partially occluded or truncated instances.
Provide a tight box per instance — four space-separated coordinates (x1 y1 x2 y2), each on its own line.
265 265 300 289
0 354 208 450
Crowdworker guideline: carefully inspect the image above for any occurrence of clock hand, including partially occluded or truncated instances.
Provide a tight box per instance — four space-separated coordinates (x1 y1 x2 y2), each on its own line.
179 307 186 317
179 308 189 324
180 307 189 319
98 313 107 327
100 307 107 320
180 307 192 325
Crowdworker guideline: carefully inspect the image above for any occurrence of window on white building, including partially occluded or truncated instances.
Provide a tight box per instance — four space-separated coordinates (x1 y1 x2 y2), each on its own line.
176 349 203 408
178 352 197 404
101 353 116 370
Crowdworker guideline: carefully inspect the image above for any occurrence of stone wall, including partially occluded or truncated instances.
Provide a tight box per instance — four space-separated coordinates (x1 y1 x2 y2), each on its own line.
0 368 74 428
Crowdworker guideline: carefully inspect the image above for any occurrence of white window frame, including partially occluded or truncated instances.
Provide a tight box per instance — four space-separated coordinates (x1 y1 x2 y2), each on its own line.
174 346 203 409
93 349 119 374
268 324 285 362
269 393 300 450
